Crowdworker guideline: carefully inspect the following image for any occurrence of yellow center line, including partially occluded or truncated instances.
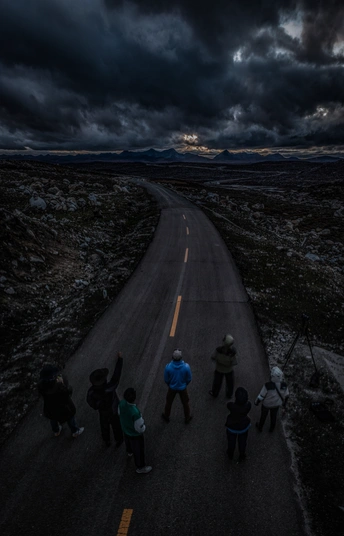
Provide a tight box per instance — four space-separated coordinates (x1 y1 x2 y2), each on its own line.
186 227 189 235
184 248 188 263
170 296 182 337
116 509 133 536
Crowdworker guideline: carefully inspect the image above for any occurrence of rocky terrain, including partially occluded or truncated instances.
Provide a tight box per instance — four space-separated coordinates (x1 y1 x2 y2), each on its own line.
0 160 159 444
1 159 343 536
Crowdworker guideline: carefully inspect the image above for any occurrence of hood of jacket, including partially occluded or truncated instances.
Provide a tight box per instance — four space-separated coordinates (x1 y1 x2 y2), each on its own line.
270 367 284 383
234 387 248 405
170 359 185 369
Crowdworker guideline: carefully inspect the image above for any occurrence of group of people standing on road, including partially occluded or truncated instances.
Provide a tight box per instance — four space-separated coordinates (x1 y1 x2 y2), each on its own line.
206 333 289 461
38 333 289 473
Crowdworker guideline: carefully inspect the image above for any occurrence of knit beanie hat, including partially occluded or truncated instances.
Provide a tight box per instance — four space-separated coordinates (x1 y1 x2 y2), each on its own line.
172 349 182 360
223 334 234 346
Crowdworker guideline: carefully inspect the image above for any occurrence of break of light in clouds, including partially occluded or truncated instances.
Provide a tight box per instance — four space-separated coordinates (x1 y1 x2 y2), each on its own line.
0 0 344 155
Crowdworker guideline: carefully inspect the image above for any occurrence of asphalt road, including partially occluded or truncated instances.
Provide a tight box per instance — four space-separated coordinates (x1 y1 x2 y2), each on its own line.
0 183 306 536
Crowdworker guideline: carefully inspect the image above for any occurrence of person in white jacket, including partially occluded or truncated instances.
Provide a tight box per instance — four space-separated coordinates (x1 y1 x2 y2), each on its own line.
255 367 289 432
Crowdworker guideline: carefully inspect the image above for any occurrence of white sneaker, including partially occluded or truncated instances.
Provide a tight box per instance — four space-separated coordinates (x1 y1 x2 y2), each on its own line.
54 424 62 437
136 466 152 474
72 427 84 438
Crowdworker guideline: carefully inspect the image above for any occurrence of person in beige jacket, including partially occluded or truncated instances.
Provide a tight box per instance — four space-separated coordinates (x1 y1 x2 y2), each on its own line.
209 334 238 399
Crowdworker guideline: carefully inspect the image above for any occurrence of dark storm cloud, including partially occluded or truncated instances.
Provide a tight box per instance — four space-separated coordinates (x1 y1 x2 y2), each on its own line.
104 0 344 62
0 0 344 152
298 0 344 64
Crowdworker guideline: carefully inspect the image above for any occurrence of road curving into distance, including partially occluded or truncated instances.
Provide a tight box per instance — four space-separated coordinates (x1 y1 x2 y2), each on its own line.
0 183 306 536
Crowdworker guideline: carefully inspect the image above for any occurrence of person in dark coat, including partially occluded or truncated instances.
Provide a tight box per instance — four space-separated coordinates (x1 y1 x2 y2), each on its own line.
225 387 251 462
87 352 124 447
209 334 238 399
38 364 84 438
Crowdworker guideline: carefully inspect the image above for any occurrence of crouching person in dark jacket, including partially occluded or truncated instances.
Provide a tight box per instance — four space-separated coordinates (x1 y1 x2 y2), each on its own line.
38 364 84 438
87 352 124 448
225 387 251 462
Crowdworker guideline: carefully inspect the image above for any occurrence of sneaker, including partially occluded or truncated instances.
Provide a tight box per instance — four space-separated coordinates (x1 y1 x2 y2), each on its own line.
161 413 170 423
72 427 85 438
127 452 133 457
255 422 262 432
54 424 62 437
185 415 193 424
136 466 152 474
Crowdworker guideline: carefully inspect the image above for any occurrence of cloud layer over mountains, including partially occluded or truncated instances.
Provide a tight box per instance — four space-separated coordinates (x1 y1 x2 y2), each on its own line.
1 0 344 153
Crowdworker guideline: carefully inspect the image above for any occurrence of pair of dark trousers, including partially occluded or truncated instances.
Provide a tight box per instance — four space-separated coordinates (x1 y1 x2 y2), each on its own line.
99 411 123 443
50 417 78 434
258 405 279 431
226 430 249 459
124 434 146 468
164 387 190 419
212 370 234 398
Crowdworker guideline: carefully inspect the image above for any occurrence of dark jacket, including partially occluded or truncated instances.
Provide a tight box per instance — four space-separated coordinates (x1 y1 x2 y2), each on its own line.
225 387 251 432
38 374 76 422
87 357 123 414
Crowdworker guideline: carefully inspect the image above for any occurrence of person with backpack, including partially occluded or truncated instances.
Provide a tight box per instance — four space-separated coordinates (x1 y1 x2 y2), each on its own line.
87 351 123 447
209 334 238 399
38 364 84 438
161 349 192 424
118 387 152 474
225 387 251 462
255 366 289 432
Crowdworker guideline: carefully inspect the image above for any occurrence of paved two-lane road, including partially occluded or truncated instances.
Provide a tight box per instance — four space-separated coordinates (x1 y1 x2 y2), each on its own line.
0 183 306 536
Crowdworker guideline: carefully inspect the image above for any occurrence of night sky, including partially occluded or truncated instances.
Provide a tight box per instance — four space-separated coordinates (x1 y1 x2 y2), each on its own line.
1 0 344 155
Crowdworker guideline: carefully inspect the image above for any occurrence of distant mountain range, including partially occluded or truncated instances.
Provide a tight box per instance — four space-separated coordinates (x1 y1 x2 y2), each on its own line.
1 148 343 164
212 150 342 163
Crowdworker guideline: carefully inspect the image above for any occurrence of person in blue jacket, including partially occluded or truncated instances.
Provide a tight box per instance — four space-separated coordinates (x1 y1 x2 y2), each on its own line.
162 349 192 424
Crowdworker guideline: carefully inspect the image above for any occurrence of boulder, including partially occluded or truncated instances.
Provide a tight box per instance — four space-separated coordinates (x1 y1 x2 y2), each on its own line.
252 212 262 220
4 287 16 294
305 252 321 262
30 194 47 210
